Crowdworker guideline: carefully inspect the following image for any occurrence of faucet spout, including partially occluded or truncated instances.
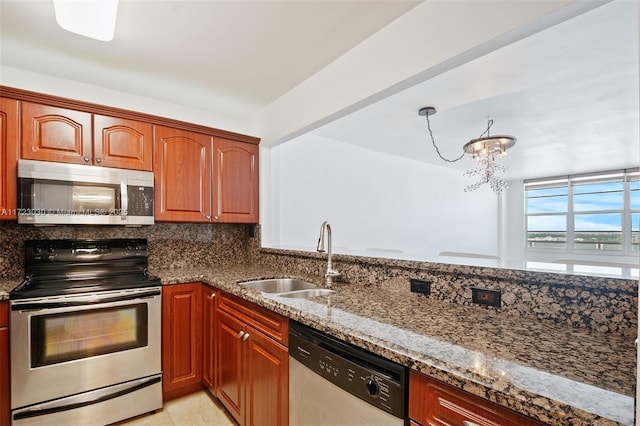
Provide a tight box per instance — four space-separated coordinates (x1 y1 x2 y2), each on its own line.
316 221 340 287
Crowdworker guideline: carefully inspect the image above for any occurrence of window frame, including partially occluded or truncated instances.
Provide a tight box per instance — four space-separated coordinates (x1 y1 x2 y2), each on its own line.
524 169 639 257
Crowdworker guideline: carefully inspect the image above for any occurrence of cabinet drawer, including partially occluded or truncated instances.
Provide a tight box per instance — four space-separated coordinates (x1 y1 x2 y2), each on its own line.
0 301 7 328
217 291 288 345
409 370 544 426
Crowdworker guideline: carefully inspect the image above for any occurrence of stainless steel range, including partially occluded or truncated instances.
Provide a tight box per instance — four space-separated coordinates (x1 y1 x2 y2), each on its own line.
9 239 162 426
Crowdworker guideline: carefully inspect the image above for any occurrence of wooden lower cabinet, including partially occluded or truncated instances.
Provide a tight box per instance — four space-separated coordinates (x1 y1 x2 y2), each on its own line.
1 301 9 426
244 326 288 426
216 291 288 426
217 309 245 423
409 370 545 426
162 283 203 400
202 286 217 393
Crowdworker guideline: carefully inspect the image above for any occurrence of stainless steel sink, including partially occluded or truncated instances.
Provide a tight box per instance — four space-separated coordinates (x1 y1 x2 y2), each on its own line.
276 289 336 298
238 278 318 294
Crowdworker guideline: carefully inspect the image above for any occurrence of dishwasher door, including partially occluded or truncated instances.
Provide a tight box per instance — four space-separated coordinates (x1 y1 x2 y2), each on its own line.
288 321 407 426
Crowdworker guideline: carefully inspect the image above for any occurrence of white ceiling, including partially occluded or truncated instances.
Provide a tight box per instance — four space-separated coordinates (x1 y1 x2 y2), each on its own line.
312 0 639 181
0 1 637 182
0 0 420 118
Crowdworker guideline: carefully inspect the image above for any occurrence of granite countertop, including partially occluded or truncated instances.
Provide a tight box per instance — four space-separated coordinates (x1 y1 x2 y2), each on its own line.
152 265 636 426
0 278 21 300
2 266 634 425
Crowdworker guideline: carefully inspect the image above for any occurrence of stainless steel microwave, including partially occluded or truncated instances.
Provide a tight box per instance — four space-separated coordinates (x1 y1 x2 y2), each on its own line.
17 159 154 226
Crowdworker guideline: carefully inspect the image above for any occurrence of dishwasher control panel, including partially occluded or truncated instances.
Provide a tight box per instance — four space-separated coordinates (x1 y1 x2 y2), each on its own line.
289 321 407 419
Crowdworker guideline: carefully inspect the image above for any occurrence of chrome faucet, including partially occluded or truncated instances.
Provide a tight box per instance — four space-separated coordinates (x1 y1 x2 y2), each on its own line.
316 221 341 287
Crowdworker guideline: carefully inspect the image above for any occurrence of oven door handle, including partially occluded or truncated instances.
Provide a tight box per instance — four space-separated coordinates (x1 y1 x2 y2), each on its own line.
11 288 161 311
12 375 161 421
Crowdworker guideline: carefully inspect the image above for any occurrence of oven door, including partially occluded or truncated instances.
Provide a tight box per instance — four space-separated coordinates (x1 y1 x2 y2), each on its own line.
10 287 162 410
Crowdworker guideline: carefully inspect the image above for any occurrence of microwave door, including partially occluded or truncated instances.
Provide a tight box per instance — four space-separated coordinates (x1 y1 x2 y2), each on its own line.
32 182 74 211
72 186 117 212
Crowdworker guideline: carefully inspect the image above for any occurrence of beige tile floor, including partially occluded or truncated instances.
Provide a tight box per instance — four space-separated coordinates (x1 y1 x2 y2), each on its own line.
115 391 237 426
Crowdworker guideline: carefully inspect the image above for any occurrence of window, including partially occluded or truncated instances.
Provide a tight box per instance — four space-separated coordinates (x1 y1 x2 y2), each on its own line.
525 169 639 255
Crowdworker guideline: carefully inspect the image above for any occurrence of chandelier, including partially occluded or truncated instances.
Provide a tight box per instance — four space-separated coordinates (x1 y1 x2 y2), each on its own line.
418 106 516 194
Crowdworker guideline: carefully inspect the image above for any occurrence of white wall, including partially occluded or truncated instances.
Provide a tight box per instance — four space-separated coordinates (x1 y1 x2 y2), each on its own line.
0 65 250 135
265 134 499 261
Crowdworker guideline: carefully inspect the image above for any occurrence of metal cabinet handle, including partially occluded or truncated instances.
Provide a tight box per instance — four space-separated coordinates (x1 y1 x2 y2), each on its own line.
242 333 250 341
237 331 245 338
83 156 90 162
209 293 216 300
206 215 211 220
214 215 219 220
463 421 480 426
95 157 102 163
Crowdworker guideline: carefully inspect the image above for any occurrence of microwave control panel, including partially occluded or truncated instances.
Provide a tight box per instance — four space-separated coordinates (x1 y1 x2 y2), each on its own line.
127 186 154 216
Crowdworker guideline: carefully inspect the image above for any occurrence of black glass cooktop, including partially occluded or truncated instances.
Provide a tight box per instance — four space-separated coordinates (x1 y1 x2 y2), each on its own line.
10 239 161 299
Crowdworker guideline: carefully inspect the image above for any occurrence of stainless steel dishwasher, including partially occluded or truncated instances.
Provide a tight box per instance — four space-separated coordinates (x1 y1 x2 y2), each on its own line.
289 321 408 426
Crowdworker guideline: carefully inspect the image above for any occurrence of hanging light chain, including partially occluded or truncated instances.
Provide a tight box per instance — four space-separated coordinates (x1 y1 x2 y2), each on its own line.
478 119 494 138
424 113 464 163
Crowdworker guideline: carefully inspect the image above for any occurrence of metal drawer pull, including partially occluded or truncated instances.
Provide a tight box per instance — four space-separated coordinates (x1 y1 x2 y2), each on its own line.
209 293 216 300
242 333 250 341
238 331 245 338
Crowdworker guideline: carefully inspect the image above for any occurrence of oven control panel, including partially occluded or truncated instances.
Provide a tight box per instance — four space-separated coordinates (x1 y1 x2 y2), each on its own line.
26 239 149 263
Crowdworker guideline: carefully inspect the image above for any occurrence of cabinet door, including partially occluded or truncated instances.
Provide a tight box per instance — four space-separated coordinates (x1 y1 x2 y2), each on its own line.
409 370 543 426
21 102 92 165
0 98 18 220
245 327 288 426
162 283 203 400
1 301 9 426
93 115 153 170
216 309 245 425
154 126 212 222
212 138 259 223
202 286 217 394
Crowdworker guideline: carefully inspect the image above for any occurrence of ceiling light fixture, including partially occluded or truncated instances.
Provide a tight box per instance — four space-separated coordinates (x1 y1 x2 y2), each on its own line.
418 106 516 194
53 0 119 42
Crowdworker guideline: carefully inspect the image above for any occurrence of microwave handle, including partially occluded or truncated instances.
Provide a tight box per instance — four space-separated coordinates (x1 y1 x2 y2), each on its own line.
120 182 128 220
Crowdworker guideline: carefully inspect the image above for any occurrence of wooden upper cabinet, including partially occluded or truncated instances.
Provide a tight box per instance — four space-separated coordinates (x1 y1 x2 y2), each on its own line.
93 115 152 171
154 126 213 222
21 102 153 170
21 102 92 165
213 137 259 223
0 98 19 220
